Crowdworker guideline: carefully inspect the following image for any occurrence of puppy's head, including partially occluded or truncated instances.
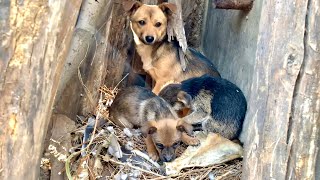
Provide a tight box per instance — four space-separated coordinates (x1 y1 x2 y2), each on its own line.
141 118 193 162
123 1 177 45
174 91 192 116
159 85 192 117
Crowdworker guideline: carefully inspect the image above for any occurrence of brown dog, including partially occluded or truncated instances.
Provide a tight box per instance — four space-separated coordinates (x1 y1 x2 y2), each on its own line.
123 1 221 94
109 86 199 162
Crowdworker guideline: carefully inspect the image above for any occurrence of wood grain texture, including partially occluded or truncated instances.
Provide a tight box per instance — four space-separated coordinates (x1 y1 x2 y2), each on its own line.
286 0 320 179
0 0 82 179
242 0 319 179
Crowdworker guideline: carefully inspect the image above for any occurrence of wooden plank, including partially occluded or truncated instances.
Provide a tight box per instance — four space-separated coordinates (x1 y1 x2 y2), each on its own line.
285 0 320 178
0 0 82 179
242 0 314 179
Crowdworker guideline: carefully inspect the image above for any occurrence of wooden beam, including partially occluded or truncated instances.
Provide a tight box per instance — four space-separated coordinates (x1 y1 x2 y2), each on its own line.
285 0 320 178
242 0 319 179
0 0 82 179
212 0 253 11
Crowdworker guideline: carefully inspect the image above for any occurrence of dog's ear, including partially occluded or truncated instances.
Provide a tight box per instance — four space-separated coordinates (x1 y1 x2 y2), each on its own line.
123 0 142 14
177 91 192 108
141 120 158 136
158 3 177 15
148 127 157 134
176 119 193 135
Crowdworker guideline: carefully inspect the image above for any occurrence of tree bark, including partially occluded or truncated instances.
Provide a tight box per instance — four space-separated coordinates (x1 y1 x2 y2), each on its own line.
242 0 319 179
0 0 81 179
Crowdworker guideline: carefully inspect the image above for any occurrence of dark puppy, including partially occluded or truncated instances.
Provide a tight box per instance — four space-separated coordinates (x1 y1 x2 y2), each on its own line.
123 1 220 94
109 86 199 162
159 75 247 140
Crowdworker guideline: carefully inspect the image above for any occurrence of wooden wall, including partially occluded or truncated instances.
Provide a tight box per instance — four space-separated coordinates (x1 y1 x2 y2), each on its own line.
0 0 82 179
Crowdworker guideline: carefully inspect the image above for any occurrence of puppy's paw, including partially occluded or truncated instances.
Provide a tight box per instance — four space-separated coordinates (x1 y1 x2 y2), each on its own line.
186 137 200 146
148 150 159 161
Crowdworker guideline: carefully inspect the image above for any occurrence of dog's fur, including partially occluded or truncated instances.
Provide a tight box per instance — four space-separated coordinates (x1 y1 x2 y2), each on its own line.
109 86 199 162
123 1 220 94
159 75 247 140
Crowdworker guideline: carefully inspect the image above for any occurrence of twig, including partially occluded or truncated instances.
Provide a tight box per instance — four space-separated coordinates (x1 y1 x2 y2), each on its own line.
107 158 166 178
113 73 129 91
215 170 233 180
77 43 96 108
198 166 216 180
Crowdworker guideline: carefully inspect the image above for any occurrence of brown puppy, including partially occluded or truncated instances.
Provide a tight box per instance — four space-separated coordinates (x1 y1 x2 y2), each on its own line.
141 118 199 162
123 1 221 94
109 86 199 162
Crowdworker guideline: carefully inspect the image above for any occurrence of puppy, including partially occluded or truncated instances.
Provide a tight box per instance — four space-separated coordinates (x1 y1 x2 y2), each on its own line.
109 86 199 162
158 75 247 140
123 1 221 94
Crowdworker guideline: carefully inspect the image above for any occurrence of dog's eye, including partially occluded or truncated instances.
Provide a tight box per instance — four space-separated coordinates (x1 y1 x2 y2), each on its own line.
156 143 164 149
155 22 162 27
138 20 145 26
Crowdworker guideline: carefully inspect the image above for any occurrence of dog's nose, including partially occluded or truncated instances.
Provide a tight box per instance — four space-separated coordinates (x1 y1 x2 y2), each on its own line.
163 155 173 162
145 36 154 43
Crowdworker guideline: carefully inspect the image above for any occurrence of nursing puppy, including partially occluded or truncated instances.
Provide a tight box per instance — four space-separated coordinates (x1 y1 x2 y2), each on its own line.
158 75 247 140
123 1 220 94
109 86 199 162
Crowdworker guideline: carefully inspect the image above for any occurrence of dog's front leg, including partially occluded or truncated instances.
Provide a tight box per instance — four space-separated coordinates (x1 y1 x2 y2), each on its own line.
145 135 159 161
152 81 165 95
181 132 200 146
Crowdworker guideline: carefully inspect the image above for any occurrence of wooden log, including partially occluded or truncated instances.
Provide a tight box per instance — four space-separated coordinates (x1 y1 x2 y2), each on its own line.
212 0 253 11
242 0 319 179
0 0 82 179
285 0 320 178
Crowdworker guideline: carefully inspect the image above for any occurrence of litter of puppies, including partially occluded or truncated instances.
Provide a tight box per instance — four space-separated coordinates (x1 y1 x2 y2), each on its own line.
45 86 243 179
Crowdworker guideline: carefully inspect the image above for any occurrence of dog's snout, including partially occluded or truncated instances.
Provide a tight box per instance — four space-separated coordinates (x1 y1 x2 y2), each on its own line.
163 154 173 162
145 36 154 44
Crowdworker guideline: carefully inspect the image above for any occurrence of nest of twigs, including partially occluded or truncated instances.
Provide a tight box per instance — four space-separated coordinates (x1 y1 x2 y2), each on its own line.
42 85 242 180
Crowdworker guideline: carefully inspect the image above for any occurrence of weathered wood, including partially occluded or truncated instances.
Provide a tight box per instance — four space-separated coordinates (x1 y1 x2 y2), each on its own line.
104 0 135 88
212 0 253 11
242 0 318 179
78 0 114 115
286 0 320 179
0 0 82 179
54 0 111 117
182 0 206 49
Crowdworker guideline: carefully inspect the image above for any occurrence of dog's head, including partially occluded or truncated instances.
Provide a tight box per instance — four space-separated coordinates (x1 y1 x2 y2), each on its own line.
159 84 192 117
123 1 177 45
141 118 193 162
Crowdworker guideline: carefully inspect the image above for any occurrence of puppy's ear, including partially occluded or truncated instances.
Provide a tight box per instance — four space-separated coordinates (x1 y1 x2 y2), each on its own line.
141 120 158 136
176 119 193 135
177 91 192 108
148 127 157 134
158 3 177 15
123 0 142 14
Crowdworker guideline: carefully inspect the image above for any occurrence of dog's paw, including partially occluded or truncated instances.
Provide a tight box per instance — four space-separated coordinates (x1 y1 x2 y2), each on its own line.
148 151 159 161
186 137 200 146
